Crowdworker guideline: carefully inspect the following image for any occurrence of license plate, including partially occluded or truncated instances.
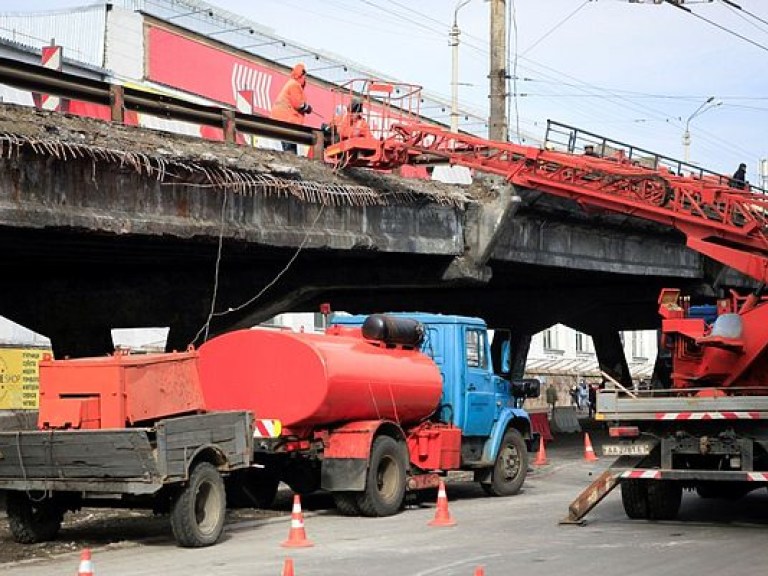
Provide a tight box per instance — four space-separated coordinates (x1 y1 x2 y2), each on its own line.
602 442 653 457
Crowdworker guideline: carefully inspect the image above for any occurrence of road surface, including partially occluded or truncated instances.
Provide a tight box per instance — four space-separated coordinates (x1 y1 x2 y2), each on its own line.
3 429 768 576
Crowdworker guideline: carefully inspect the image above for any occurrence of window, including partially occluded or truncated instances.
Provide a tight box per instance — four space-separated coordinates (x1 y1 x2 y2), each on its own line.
465 329 487 369
631 331 645 359
542 328 557 351
575 331 592 354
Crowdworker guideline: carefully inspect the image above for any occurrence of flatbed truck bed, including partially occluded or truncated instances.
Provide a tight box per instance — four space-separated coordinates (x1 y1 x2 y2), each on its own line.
0 411 253 547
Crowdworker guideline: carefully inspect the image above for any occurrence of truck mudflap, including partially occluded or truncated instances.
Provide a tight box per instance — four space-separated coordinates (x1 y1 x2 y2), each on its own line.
563 465 768 524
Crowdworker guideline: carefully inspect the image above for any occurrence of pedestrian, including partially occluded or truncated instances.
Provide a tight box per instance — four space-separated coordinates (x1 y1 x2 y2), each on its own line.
271 63 312 154
729 162 748 190
545 383 558 418
569 384 580 409
588 384 597 419
578 380 588 412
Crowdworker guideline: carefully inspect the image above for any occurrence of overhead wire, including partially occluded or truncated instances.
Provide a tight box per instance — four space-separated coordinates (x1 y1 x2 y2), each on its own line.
210 205 326 318
253 0 761 168
719 0 768 30
718 1 768 35
665 0 768 53
507 0 521 142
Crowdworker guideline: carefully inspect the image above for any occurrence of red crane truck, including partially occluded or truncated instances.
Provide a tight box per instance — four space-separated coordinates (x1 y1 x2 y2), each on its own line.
0 312 539 547
324 80 768 524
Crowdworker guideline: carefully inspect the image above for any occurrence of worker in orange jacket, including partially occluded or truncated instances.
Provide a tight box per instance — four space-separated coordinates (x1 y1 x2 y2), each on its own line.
271 63 312 153
335 98 371 140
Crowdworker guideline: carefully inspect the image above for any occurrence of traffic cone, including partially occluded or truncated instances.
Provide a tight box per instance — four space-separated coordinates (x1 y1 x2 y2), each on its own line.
583 432 599 462
77 548 94 576
428 480 457 527
281 558 295 576
533 435 548 466
474 567 485 576
281 495 314 547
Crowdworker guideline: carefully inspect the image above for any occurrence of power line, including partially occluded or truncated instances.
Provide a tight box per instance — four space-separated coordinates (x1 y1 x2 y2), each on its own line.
719 0 768 29
664 0 768 53
520 0 592 57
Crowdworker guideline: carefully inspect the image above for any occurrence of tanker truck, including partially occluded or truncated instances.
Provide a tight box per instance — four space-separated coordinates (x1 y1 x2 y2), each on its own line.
0 312 539 547
197 312 541 517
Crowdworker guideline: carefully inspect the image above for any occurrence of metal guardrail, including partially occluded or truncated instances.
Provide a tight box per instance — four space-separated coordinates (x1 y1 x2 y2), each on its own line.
0 56 323 153
545 120 766 194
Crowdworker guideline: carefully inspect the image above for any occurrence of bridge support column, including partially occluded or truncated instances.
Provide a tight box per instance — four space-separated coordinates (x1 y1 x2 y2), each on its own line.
491 329 531 379
591 330 632 387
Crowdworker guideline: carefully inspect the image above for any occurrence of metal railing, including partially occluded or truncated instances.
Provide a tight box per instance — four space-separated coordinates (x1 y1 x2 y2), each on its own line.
545 120 766 194
0 55 323 153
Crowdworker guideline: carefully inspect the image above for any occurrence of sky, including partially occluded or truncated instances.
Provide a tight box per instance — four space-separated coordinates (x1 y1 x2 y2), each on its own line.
3 0 768 184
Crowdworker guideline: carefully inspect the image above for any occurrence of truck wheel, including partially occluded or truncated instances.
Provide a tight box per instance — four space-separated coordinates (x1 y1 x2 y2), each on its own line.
6 491 64 543
356 436 407 517
333 492 362 516
170 462 226 547
621 480 649 519
226 468 280 509
646 481 682 520
481 429 528 497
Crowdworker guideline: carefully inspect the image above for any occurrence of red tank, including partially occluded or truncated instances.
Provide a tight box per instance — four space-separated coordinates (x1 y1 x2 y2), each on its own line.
197 327 443 430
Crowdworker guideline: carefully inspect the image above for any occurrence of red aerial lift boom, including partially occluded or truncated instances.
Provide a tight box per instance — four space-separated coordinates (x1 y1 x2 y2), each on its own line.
325 81 768 391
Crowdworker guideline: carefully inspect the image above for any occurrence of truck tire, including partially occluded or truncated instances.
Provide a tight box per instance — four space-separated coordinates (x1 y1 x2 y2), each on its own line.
6 491 64 543
226 468 280 509
481 428 528 497
170 462 226 547
333 492 362 516
646 481 682 520
356 436 407 517
620 479 649 519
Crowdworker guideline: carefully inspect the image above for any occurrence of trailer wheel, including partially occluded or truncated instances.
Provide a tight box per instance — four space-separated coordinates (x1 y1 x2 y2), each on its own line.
620 480 649 519
333 492 362 516
646 480 682 520
170 462 226 547
356 436 407 517
226 468 280 509
6 491 64 543
481 428 528 497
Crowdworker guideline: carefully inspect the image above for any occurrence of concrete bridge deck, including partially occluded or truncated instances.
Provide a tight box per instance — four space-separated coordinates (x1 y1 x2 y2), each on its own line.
0 103 705 360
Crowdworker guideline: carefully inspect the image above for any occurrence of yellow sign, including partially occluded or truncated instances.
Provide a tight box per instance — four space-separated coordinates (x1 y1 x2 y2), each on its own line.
0 348 50 410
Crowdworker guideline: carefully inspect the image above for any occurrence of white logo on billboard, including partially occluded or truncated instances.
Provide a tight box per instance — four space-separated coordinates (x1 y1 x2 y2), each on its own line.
231 63 273 113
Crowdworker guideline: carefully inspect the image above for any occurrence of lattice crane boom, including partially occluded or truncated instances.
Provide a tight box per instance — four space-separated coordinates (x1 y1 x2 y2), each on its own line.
327 120 768 284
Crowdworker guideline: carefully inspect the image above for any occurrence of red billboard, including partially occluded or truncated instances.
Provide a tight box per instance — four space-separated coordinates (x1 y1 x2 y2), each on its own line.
146 26 334 129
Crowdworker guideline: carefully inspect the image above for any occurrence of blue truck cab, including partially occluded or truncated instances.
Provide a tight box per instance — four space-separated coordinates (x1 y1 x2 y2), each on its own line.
331 312 540 496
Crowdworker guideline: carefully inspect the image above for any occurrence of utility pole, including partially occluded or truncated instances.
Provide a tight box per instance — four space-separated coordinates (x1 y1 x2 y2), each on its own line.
489 0 507 141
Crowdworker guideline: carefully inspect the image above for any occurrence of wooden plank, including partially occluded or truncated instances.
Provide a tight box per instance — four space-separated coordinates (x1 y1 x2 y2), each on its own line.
0 429 158 481
0 478 160 494
156 412 251 478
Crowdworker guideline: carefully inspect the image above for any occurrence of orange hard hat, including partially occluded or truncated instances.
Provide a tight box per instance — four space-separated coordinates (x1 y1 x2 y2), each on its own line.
291 63 306 79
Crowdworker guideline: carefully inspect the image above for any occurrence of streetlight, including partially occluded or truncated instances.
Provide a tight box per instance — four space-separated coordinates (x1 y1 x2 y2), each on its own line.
450 0 473 133
682 96 721 163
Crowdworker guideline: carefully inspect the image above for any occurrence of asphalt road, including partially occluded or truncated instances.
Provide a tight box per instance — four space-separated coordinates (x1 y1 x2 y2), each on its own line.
3 429 768 576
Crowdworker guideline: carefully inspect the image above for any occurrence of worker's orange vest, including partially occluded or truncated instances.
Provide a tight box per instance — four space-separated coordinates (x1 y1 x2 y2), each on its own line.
272 78 306 125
